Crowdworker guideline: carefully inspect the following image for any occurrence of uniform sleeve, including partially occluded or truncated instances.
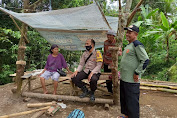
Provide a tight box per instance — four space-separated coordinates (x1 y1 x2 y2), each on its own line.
92 51 103 74
77 52 85 72
60 54 67 68
134 45 150 75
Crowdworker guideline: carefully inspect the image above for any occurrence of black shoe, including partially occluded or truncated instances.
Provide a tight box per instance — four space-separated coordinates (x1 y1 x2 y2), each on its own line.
80 86 89 98
90 91 95 102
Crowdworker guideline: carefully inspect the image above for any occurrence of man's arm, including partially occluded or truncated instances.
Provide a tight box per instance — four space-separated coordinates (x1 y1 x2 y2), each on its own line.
71 53 85 78
134 45 150 75
88 51 103 81
77 53 85 72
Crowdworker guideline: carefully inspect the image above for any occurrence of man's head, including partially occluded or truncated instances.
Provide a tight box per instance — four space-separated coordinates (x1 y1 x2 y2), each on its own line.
124 25 139 43
85 39 95 51
107 30 116 42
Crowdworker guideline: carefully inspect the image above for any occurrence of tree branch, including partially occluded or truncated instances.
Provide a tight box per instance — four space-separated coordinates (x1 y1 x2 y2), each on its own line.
127 0 144 27
28 0 45 9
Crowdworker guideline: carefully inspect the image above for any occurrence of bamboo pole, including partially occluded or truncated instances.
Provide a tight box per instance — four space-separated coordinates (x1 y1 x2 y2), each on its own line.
9 15 29 43
140 86 177 94
31 110 45 118
140 83 177 90
27 101 56 108
22 92 114 104
0 106 50 118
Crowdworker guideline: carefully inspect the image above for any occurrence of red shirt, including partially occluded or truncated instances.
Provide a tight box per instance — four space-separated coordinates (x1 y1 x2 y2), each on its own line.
103 39 116 65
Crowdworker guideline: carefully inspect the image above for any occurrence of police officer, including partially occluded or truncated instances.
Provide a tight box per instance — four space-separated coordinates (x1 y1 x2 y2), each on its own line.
71 39 103 102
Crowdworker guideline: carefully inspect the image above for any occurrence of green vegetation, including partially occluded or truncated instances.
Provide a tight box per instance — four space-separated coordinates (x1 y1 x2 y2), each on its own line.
0 0 177 85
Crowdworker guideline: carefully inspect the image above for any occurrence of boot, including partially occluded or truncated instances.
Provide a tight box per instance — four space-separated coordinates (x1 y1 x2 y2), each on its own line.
90 91 95 102
80 86 89 98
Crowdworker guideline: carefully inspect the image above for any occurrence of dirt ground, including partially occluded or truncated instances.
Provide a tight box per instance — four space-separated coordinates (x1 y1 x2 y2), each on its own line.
0 78 177 118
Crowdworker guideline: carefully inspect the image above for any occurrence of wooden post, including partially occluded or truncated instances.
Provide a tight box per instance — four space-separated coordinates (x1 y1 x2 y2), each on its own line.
28 77 31 91
15 0 29 97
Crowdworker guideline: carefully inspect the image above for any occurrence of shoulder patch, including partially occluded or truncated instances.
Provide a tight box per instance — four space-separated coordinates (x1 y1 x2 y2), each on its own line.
96 50 103 62
133 40 144 47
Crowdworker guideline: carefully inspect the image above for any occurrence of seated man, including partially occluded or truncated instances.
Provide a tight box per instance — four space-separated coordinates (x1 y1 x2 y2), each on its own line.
71 39 103 102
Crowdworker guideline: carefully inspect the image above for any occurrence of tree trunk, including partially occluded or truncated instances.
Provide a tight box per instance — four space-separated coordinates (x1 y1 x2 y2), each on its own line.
109 0 133 105
109 47 119 105
166 36 169 62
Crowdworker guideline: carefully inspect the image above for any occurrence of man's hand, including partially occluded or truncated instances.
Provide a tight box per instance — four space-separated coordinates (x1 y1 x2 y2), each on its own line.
88 72 93 82
133 74 140 82
68 70 73 74
71 71 78 78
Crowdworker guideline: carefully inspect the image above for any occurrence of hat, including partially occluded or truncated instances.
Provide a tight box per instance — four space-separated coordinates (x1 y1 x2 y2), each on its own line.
107 30 116 36
124 25 139 33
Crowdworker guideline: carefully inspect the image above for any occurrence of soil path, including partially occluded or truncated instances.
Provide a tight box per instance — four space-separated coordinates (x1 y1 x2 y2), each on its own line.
0 79 177 118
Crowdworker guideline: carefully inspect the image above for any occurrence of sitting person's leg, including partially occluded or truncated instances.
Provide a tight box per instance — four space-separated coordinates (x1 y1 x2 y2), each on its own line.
51 72 60 95
89 73 101 101
40 71 52 94
71 71 89 98
104 64 113 93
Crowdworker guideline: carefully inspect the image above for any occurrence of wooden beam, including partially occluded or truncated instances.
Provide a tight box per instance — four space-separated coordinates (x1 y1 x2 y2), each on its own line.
22 92 114 104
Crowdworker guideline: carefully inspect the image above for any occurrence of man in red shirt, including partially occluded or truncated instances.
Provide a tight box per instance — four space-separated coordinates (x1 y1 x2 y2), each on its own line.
103 30 116 93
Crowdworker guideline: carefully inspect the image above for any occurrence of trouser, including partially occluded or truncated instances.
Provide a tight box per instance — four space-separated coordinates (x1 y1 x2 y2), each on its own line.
120 80 140 118
104 64 112 93
71 71 101 91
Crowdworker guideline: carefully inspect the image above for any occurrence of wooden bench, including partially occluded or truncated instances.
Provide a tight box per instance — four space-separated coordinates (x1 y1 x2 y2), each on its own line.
70 72 112 96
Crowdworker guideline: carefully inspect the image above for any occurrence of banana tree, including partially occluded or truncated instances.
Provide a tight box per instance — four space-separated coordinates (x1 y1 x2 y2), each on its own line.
144 12 177 62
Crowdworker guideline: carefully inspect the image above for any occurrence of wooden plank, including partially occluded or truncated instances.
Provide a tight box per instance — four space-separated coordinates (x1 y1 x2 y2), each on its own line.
0 106 50 118
21 74 32 79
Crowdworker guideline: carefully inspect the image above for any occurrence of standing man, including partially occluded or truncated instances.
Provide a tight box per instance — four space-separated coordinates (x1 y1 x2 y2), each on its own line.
119 25 149 118
71 39 103 102
103 30 116 93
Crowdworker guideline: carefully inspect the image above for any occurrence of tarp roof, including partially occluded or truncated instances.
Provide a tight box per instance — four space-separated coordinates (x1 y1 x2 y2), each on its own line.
0 3 118 51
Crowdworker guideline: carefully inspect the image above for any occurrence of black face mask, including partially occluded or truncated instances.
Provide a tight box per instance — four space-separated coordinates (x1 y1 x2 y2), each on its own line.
85 45 92 51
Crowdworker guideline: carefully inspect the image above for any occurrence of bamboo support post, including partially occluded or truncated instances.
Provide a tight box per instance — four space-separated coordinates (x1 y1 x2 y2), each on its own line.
15 0 29 97
28 77 31 91
22 92 114 104
70 80 79 96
